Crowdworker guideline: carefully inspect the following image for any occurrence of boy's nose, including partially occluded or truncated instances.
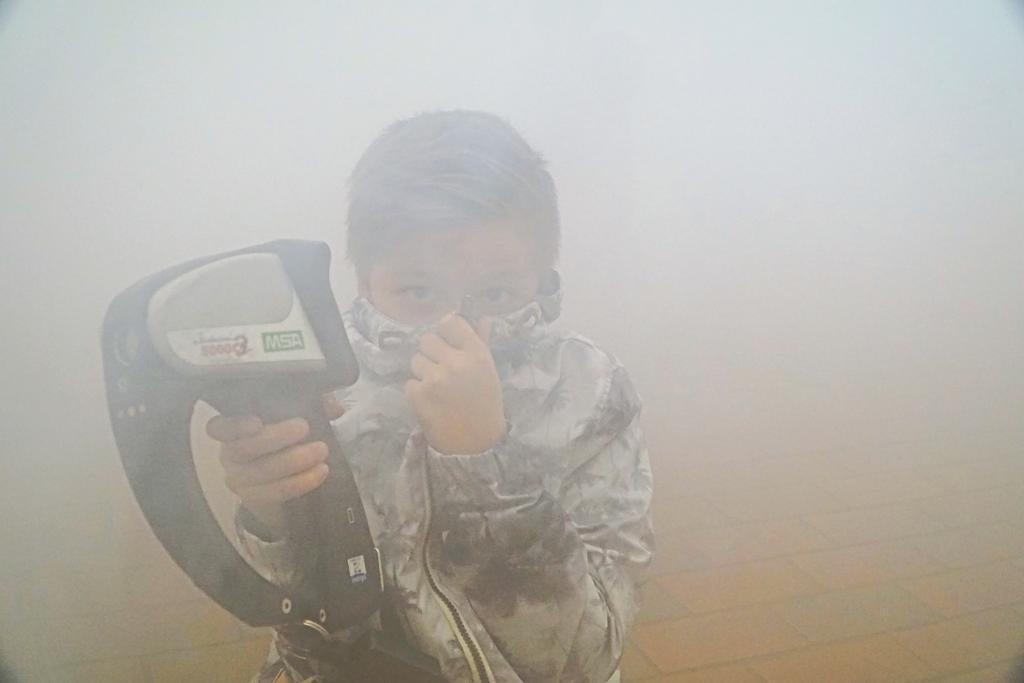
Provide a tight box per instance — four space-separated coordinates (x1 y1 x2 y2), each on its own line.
457 295 482 327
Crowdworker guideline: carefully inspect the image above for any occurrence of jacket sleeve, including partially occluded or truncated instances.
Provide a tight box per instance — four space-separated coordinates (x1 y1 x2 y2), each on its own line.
234 505 310 592
425 361 655 682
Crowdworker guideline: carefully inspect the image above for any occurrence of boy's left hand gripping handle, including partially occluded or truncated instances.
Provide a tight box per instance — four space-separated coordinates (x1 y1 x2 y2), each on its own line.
207 379 383 632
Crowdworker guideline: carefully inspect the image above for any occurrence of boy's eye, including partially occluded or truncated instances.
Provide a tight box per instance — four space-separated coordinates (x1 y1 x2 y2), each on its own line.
399 286 436 304
479 287 514 307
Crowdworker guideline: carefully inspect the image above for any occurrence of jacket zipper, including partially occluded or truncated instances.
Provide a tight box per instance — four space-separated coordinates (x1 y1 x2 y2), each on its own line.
422 462 495 683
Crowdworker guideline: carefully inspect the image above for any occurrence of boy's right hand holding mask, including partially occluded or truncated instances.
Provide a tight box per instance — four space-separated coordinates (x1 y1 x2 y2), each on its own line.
406 313 507 456
205 393 346 539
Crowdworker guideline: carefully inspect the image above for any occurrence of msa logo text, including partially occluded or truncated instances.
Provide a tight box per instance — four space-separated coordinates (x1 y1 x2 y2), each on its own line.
262 330 305 353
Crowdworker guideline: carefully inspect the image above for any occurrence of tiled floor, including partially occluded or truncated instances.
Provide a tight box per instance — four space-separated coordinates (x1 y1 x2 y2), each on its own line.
9 431 1024 681
628 433 1024 683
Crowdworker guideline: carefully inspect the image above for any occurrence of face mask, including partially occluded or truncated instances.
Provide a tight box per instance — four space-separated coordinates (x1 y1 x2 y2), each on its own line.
349 271 562 376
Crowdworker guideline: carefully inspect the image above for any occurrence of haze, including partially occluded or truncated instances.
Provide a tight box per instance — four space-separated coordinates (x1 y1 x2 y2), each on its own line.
2 2 1023 681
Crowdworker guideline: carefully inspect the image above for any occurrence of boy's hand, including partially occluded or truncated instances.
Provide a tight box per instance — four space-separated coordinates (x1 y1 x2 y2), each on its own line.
205 393 346 539
406 313 507 455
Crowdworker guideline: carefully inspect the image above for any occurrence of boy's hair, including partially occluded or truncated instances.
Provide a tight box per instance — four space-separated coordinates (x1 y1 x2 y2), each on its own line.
346 110 560 275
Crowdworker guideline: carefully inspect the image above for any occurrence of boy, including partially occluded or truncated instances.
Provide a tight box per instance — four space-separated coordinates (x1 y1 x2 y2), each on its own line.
207 110 654 682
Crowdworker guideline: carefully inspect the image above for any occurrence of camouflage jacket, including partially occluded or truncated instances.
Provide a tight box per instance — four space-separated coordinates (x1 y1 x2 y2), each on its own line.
238 279 654 682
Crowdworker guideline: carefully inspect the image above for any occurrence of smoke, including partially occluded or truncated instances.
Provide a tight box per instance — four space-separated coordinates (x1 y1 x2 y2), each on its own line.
2 1 1024 679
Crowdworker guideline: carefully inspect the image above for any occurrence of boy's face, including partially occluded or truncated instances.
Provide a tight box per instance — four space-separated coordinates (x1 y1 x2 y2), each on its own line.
358 222 544 326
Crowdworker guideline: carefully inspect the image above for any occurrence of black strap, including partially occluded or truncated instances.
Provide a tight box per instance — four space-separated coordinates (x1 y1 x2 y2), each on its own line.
276 623 444 682
379 596 406 641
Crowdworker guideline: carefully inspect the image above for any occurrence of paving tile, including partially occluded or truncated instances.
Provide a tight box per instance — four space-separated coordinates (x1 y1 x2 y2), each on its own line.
823 440 972 476
126 557 207 607
704 481 851 523
749 633 933 683
817 443 921 477
910 486 1024 529
909 523 1024 570
113 492 158 538
42 525 168 576
636 578 690 623
58 599 242 664
698 454 844 493
146 638 269 683
653 493 737 533
621 640 661 680
53 657 147 683
934 659 1021 682
804 503 947 546
631 606 807 671
32 557 135 619
642 664 765 682
900 562 1024 617
822 469 950 508
236 620 274 641
790 540 943 589
895 607 1024 676
928 458 1024 493
657 559 823 613
40 492 121 545
648 530 715 577
651 457 744 498
775 583 939 643
677 519 834 567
